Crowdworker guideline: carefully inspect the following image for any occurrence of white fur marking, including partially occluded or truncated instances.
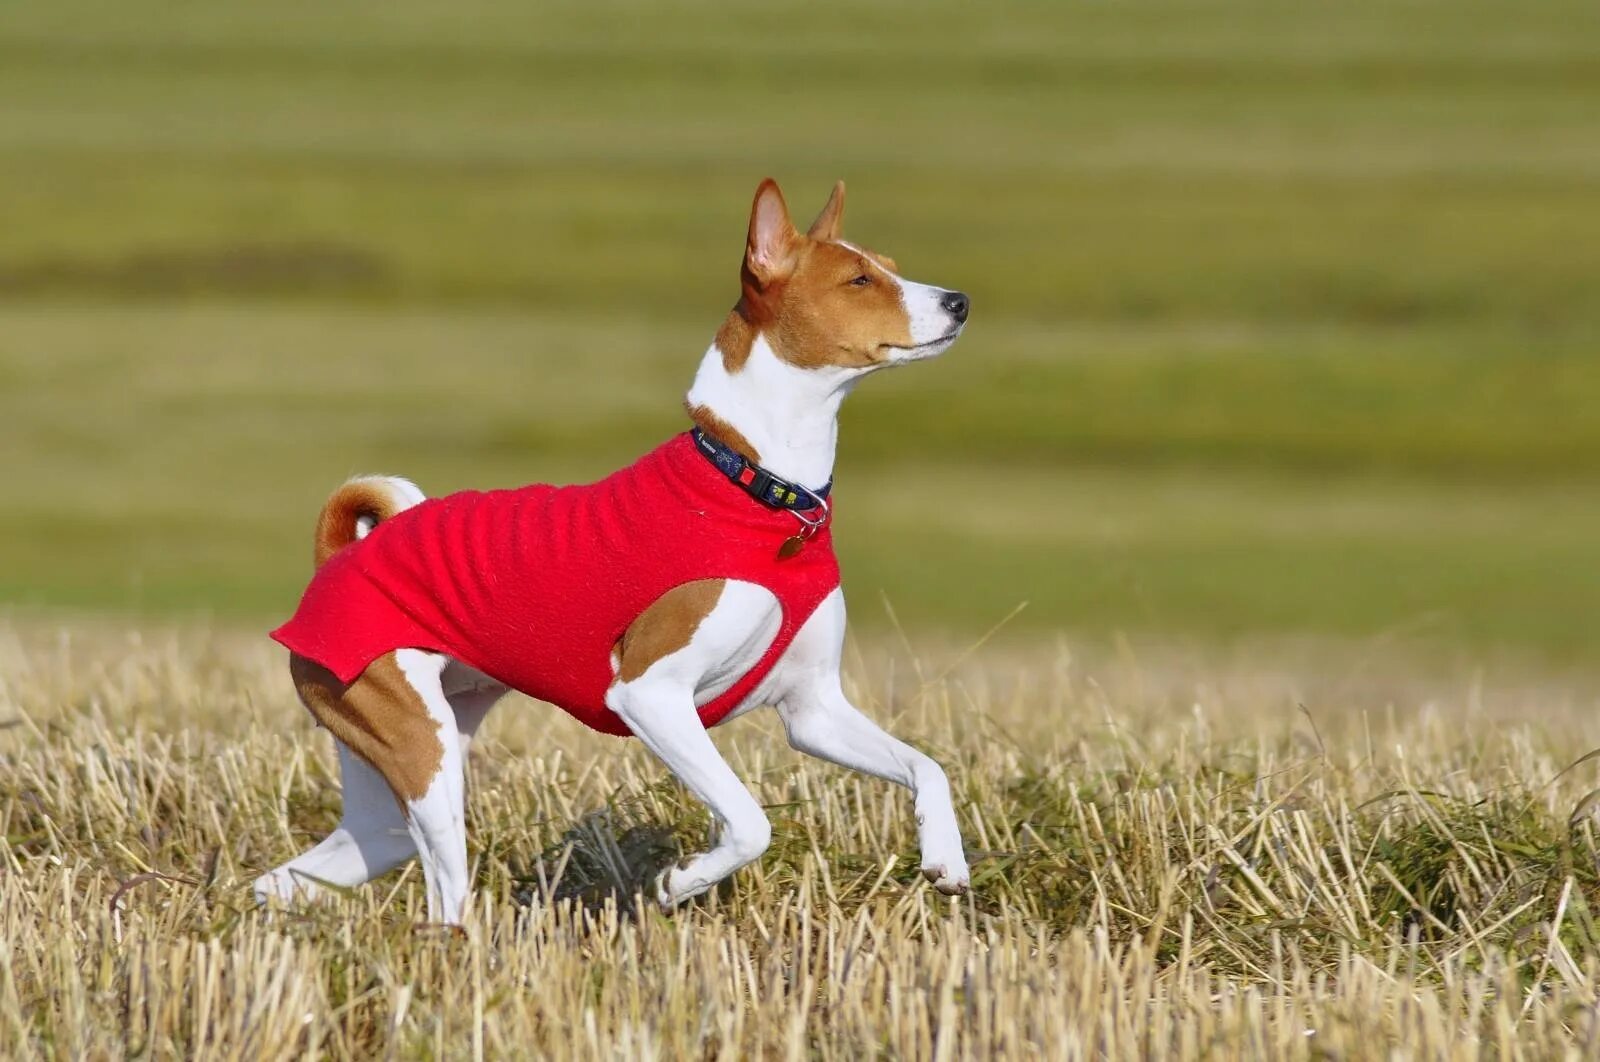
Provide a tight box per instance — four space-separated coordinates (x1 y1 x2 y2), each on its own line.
687 335 847 488
836 240 963 360
393 648 471 925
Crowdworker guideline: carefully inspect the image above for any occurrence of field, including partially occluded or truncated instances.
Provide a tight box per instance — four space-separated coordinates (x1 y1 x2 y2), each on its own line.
4 0 1600 1056
3 623 1600 1056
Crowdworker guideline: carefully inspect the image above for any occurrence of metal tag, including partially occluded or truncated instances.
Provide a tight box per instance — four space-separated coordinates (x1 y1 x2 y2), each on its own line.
778 536 805 559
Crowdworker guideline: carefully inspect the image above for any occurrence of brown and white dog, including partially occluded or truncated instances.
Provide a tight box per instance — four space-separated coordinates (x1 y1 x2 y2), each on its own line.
255 179 972 924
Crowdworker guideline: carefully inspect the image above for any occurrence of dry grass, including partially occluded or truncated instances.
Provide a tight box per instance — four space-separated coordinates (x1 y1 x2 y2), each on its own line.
2 619 1600 1058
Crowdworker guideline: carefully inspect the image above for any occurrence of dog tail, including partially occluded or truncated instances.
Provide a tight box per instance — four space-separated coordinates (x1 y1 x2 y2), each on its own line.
313 475 426 568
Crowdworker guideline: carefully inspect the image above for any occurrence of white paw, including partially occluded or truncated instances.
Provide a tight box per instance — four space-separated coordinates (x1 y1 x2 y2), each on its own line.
654 869 678 911
920 860 970 896
252 871 290 906
652 870 697 908
252 868 316 907
657 854 731 911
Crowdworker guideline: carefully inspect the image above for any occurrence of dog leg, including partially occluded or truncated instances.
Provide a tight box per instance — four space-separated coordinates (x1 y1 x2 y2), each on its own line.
771 589 969 894
777 683 969 895
441 662 507 758
274 649 471 924
253 740 417 905
390 650 471 925
605 579 780 908
608 677 771 908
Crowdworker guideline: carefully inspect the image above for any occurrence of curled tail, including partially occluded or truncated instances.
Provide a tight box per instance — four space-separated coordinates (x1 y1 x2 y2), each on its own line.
313 475 426 568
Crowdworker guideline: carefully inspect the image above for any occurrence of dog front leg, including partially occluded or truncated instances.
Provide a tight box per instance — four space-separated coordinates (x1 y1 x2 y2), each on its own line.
607 677 772 908
777 682 969 895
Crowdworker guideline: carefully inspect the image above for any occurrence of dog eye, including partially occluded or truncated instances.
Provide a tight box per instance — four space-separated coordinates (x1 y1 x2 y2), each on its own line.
848 274 871 287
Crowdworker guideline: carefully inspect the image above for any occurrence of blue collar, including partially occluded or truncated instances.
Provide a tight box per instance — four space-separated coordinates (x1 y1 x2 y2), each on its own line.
690 428 832 512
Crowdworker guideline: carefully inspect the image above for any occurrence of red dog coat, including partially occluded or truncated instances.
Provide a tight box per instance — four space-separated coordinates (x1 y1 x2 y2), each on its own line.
271 432 840 736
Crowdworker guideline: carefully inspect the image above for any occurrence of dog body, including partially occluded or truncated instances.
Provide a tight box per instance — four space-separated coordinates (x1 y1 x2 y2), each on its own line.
255 179 972 924
271 433 842 736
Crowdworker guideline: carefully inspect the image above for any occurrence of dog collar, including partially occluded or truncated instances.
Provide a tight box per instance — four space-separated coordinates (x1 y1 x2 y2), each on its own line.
690 428 832 512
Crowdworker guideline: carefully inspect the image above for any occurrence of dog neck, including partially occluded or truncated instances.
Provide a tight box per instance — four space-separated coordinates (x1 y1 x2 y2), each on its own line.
684 324 854 492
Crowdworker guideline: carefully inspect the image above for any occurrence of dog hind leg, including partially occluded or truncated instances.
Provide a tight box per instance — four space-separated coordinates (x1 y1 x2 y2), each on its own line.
391 651 471 924
259 650 471 924
441 661 508 758
253 740 416 905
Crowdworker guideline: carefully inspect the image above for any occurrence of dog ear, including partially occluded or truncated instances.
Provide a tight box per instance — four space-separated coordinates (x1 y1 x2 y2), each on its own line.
806 180 846 241
745 178 799 285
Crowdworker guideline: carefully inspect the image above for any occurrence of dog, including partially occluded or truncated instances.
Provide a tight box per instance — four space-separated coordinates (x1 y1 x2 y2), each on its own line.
256 178 972 924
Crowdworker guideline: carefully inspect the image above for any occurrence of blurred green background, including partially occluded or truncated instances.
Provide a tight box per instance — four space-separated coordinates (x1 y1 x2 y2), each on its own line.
2 0 1597 658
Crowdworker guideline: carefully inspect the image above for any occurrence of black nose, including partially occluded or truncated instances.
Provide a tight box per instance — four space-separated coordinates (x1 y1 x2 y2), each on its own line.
940 290 970 323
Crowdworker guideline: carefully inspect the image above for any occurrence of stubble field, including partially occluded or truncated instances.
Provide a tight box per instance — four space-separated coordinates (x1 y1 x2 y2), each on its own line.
3 621 1599 1057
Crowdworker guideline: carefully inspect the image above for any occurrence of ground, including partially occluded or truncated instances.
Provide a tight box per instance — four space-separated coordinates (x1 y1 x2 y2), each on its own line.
2 621 1599 1057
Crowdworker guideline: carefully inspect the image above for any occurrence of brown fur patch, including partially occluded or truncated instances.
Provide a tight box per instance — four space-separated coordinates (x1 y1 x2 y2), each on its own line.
765 241 914 370
290 652 445 805
315 480 407 568
733 179 914 374
714 306 757 372
684 399 761 465
614 580 726 683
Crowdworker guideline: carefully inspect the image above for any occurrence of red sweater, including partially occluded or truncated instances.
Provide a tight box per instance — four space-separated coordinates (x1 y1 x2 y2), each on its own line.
271 433 840 736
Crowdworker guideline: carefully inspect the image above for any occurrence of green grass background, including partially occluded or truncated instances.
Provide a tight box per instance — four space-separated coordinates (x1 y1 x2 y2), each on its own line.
2 0 1597 657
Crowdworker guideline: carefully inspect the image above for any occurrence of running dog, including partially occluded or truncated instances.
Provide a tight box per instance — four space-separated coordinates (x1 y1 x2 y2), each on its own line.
259 178 972 924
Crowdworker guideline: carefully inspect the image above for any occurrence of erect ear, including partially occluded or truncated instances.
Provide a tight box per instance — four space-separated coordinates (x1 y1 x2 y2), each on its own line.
745 178 799 285
806 179 846 241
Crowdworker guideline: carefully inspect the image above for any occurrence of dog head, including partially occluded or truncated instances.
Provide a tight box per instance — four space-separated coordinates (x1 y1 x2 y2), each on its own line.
722 178 969 375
